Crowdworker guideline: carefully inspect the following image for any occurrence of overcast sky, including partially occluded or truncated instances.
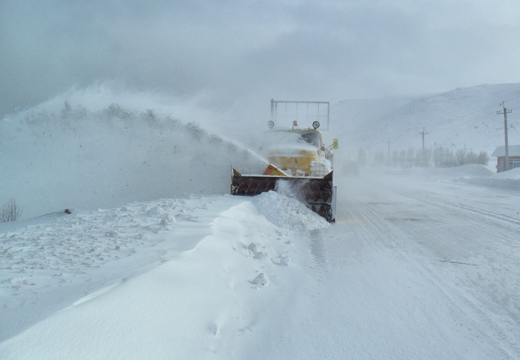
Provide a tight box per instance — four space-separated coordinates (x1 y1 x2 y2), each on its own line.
2 0 520 117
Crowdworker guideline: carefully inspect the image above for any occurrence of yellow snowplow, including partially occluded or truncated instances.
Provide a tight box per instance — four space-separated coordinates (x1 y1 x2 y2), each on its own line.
231 100 338 222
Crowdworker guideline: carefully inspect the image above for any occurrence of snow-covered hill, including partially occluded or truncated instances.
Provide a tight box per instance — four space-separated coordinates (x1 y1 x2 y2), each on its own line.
331 83 520 157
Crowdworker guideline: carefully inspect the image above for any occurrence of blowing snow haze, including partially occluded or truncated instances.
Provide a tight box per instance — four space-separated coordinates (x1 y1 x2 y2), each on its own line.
0 89 268 218
4 3 520 357
3 0 520 217
2 0 520 119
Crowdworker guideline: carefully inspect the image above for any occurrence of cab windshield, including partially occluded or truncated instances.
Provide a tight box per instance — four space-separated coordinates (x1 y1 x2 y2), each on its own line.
300 132 321 148
263 131 322 149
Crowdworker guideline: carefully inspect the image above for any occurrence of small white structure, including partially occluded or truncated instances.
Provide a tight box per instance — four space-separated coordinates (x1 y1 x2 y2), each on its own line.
491 145 520 172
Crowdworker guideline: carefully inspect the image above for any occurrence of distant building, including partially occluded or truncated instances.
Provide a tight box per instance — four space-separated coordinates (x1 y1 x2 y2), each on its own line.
491 145 520 172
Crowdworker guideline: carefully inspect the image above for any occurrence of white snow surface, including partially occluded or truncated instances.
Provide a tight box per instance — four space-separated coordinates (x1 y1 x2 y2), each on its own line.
253 190 329 232
2 89 520 359
2 166 520 359
492 167 520 179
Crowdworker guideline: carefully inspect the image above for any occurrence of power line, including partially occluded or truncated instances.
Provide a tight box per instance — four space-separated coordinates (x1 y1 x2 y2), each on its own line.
382 92 520 144
419 127 428 165
497 102 513 171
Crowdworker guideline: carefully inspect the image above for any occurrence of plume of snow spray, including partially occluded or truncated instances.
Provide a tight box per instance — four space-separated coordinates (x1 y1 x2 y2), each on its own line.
0 86 266 218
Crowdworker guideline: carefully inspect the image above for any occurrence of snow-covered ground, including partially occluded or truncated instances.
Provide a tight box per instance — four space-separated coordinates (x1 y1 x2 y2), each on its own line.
2 164 520 359
0 191 329 359
2 88 520 359
332 83 520 155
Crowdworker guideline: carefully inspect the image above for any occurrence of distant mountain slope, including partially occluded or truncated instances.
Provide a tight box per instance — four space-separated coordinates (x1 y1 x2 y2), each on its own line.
332 83 520 156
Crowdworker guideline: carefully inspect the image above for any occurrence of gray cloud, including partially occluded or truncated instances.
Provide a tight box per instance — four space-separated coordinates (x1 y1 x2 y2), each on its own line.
2 0 520 117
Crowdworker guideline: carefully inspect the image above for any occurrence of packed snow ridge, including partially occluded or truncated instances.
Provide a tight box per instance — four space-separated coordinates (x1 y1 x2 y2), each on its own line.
0 191 327 351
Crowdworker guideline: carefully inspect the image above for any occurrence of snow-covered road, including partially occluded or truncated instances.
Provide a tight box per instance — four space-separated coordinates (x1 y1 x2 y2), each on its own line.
254 170 520 359
1 167 520 359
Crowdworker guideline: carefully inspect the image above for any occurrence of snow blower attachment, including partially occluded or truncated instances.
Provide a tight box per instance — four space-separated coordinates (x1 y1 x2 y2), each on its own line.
231 168 336 222
231 100 338 222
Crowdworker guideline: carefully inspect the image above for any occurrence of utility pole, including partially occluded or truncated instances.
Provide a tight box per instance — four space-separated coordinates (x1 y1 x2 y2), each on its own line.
387 141 390 165
419 127 428 166
497 102 512 171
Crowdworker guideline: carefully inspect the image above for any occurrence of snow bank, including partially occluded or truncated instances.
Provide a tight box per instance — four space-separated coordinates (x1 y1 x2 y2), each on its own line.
399 164 494 179
436 165 520 191
0 195 229 342
253 191 329 231
492 167 520 179
439 164 495 178
0 197 299 360
392 164 520 191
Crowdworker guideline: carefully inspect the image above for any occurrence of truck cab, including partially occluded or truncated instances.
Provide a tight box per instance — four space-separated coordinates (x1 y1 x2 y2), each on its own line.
261 128 332 177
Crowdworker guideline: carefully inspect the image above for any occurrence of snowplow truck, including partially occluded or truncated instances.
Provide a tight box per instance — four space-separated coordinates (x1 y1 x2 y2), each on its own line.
231 101 338 222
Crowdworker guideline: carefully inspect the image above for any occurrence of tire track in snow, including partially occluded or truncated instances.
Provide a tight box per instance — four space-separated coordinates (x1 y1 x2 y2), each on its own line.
298 230 329 302
410 191 520 231
348 197 520 359
396 189 520 337
308 230 328 271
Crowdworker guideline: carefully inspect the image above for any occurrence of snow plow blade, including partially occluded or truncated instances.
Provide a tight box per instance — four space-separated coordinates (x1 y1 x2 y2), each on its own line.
231 168 336 222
